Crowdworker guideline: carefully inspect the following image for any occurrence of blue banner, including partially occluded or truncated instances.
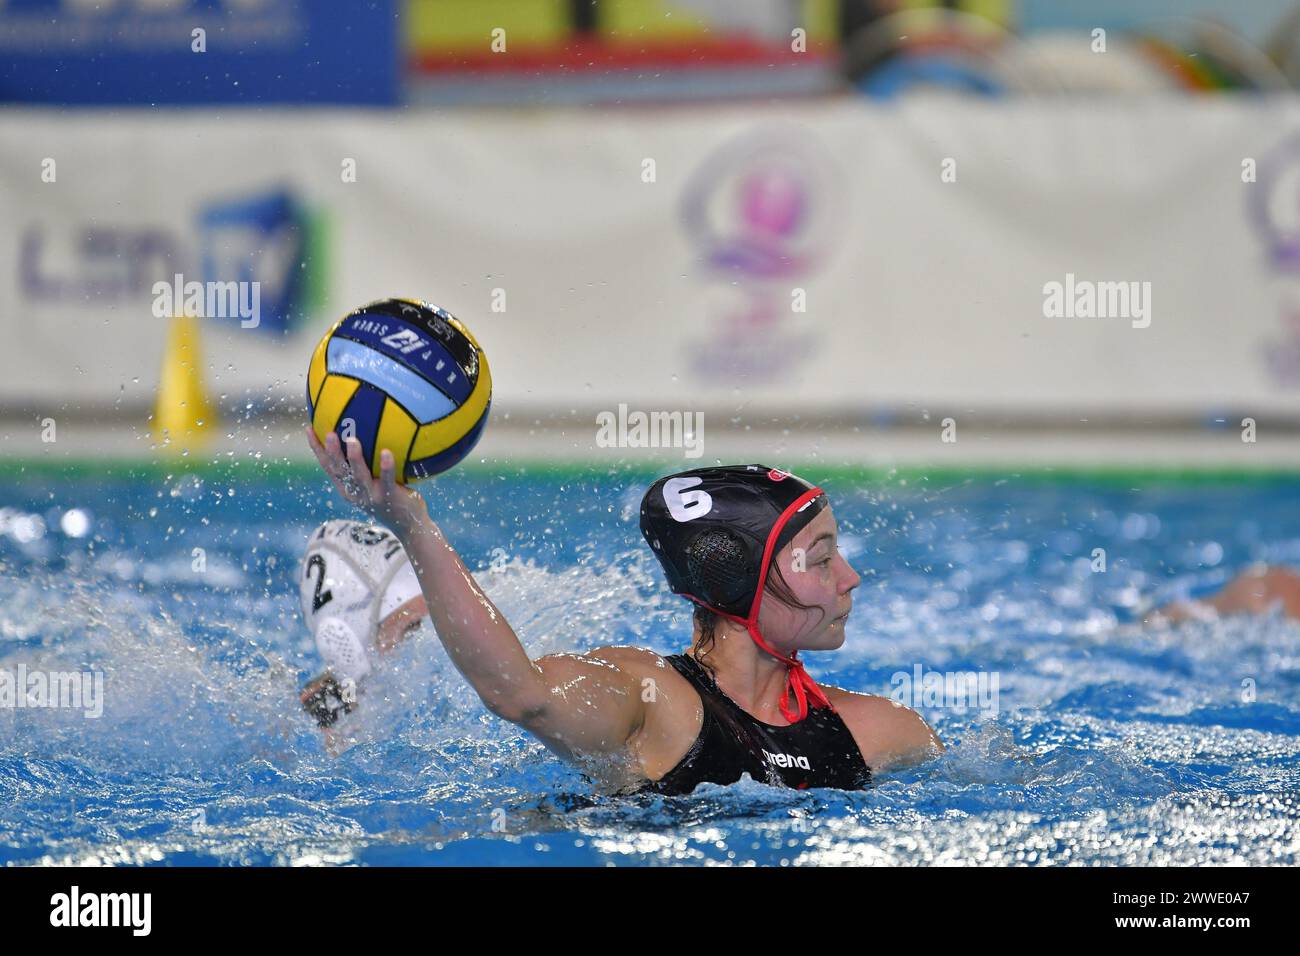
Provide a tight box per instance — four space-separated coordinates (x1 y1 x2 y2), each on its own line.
0 0 399 105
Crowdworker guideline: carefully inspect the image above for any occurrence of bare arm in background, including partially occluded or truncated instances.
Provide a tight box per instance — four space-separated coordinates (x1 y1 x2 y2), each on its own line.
1151 565 1300 623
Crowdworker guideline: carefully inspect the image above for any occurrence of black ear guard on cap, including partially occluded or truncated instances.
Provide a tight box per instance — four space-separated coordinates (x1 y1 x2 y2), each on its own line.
639 464 828 617
684 528 757 611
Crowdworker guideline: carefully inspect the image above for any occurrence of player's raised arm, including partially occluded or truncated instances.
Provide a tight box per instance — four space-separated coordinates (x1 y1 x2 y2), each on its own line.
306 426 646 759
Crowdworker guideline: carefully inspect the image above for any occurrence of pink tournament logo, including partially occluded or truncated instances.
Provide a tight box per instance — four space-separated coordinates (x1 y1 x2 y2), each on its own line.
1249 134 1300 386
680 129 844 381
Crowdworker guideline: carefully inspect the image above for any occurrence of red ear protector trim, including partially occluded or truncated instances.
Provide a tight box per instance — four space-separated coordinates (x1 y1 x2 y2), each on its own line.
747 487 824 620
687 487 834 723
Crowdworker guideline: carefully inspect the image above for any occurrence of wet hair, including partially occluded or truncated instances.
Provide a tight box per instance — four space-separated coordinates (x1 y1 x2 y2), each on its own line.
690 559 828 680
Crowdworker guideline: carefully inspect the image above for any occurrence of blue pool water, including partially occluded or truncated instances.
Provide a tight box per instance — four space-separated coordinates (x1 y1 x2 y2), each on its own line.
1 464 1298 866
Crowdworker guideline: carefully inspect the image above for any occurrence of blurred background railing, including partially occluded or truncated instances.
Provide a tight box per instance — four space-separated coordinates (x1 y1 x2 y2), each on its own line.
4 0 1300 469
5 0 1300 106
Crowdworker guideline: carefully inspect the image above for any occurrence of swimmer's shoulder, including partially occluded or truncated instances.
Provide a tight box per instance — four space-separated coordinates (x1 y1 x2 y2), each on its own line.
583 645 705 777
582 645 700 708
821 684 945 771
583 644 669 672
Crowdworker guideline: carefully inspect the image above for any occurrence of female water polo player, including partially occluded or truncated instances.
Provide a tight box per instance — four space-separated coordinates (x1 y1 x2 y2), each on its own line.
305 427 944 794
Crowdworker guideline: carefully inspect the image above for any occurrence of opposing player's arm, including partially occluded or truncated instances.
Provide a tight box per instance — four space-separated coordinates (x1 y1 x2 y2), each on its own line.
515 646 654 761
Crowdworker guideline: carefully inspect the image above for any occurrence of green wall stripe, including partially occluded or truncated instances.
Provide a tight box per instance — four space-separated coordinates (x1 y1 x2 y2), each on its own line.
1 456 1298 487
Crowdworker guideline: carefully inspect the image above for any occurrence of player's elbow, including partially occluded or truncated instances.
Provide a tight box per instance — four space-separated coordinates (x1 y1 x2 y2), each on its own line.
483 695 548 726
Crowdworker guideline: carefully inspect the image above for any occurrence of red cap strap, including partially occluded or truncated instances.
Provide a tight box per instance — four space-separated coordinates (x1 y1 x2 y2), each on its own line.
749 486 833 721
691 486 834 723
686 593 833 723
685 485 834 723
743 620 833 722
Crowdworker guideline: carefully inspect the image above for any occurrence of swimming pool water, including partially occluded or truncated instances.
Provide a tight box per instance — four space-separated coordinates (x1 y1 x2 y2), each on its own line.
1 464 1297 865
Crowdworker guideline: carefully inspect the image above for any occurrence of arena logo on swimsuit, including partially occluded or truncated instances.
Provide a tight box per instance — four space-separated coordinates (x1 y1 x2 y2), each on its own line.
763 748 811 771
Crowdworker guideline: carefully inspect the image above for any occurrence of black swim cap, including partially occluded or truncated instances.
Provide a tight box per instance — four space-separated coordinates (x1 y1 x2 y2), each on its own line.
639 464 828 617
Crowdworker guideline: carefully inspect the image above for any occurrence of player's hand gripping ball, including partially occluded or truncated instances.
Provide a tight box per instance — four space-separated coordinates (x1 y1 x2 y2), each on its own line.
306 298 492 483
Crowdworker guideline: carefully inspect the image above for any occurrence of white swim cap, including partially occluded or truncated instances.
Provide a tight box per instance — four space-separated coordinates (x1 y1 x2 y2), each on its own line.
299 520 424 681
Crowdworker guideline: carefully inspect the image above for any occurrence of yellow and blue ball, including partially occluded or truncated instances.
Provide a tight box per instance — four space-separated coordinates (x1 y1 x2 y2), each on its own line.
307 298 491 483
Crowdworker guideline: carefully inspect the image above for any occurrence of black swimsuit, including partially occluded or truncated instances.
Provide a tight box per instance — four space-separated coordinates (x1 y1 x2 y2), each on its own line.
634 653 872 796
